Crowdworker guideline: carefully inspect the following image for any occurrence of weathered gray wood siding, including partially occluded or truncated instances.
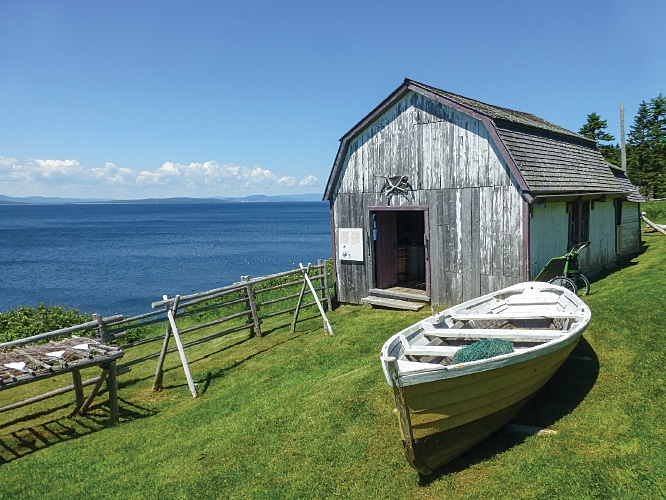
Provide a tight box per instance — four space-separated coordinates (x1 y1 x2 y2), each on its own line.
619 202 642 256
331 91 525 307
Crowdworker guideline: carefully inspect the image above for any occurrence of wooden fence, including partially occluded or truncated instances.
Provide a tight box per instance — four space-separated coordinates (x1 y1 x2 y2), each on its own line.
0 259 334 418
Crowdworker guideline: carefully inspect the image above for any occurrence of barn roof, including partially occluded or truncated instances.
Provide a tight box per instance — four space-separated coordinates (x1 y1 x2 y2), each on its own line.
610 164 646 203
324 79 629 202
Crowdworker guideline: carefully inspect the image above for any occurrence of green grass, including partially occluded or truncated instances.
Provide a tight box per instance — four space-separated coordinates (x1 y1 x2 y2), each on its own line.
642 199 666 221
2 220 666 498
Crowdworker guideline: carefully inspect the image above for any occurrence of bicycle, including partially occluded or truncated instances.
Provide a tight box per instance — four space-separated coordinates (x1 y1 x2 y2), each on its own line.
534 241 591 296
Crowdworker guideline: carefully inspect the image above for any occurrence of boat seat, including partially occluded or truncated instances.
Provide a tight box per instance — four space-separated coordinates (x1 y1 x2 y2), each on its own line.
396 359 444 373
422 328 565 343
448 312 581 322
402 344 461 357
403 343 532 358
400 334 457 362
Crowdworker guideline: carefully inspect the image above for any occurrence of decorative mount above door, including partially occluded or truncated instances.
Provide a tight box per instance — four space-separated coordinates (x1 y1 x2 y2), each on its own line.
375 174 414 205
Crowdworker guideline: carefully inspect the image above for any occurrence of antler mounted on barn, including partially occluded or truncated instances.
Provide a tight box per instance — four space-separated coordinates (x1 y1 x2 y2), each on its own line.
374 174 414 205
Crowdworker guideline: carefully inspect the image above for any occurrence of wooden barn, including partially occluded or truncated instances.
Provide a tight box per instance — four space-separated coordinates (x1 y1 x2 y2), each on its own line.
323 79 643 310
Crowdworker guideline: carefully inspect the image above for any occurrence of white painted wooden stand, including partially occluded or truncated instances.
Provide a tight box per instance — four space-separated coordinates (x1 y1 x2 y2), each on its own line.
299 263 333 335
153 295 198 398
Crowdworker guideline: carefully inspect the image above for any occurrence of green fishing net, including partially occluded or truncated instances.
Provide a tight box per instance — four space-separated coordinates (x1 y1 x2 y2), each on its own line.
452 339 514 364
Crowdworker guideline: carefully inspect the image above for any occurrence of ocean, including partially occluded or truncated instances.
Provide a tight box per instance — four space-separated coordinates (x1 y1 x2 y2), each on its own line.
0 202 332 317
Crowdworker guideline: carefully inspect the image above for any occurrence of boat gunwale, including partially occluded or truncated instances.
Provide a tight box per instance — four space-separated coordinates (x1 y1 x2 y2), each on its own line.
380 282 590 387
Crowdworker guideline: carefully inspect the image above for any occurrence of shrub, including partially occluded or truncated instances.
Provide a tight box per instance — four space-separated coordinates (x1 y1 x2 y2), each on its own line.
0 304 92 344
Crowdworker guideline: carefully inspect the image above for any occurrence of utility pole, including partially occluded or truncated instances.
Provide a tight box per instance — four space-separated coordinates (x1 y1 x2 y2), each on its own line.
620 102 627 171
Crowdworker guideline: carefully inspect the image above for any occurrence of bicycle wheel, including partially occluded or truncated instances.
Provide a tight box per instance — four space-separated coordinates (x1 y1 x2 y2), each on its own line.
548 276 577 294
572 273 590 296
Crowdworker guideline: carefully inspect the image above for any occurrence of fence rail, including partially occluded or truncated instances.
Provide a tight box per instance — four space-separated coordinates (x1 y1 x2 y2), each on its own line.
0 259 334 416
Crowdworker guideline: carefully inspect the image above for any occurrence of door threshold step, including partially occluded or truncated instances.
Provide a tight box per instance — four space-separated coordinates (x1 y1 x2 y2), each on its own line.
361 296 425 311
368 288 429 302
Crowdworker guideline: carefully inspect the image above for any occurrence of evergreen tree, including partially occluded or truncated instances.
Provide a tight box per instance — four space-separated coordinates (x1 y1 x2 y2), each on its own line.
600 143 622 167
579 112 619 165
627 94 666 199
579 112 615 143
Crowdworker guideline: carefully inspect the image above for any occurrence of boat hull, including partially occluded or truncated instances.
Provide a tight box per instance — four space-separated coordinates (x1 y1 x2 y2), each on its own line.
392 339 578 474
380 281 590 474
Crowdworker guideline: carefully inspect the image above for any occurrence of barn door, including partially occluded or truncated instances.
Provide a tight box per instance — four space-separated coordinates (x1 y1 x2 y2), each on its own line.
374 211 397 289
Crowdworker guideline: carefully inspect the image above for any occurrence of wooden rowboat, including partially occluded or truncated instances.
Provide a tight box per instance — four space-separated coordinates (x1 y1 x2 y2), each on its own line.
380 281 591 475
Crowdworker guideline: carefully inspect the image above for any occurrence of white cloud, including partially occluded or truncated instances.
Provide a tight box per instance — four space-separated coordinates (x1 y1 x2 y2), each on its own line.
0 156 18 167
91 163 136 184
35 159 81 177
0 155 321 199
156 162 182 176
299 175 318 187
277 176 297 187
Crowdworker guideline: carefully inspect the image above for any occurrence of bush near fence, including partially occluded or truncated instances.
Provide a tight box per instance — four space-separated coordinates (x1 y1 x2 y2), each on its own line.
0 304 93 344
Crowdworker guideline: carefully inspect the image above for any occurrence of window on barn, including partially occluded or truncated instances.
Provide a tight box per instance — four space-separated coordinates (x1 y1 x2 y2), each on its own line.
568 200 590 248
614 198 623 226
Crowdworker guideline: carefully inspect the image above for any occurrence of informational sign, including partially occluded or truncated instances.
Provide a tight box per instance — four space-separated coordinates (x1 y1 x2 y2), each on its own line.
338 228 364 262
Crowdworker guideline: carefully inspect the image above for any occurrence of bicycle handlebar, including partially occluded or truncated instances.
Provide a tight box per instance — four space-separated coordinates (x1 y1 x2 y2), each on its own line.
569 241 590 255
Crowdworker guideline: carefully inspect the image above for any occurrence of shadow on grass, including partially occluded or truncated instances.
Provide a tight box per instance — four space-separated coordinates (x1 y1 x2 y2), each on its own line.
585 242 647 288
0 314 323 465
0 397 156 465
420 337 599 485
164 324 318 395
117 312 321 393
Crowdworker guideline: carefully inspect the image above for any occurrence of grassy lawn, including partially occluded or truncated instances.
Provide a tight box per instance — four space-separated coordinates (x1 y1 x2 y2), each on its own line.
1 212 666 498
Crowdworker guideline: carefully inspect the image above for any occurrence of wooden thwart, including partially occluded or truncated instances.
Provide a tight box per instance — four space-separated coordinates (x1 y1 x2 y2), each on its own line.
421 326 565 342
448 312 580 322
403 345 461 357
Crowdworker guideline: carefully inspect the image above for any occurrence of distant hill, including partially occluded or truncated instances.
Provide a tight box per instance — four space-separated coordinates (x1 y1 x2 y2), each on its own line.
222 194 324 203
0 193 324 205
0 195 112 204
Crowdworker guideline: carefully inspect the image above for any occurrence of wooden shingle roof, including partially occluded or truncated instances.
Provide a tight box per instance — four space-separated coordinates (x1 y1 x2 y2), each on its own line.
496 124 622 194
324 79 628 201
610 165 646 203
410 80 624 197
414 82 585 141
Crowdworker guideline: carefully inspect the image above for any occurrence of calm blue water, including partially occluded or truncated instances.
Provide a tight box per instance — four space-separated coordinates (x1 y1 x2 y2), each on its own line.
0 202 331 317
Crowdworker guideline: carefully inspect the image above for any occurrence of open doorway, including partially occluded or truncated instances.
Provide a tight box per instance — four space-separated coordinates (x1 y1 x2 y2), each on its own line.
371 208 429 293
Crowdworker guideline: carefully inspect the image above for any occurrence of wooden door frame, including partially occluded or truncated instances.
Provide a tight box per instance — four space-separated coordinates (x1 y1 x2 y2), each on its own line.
368 206 430 295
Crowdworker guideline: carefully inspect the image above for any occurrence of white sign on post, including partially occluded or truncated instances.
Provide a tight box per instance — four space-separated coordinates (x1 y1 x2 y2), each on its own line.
338 228 364 262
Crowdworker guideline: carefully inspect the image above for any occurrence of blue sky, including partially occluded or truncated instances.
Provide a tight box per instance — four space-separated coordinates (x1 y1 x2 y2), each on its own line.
1 0 664 200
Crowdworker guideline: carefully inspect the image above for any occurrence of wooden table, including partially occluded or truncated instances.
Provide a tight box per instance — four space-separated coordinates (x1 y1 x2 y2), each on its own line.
0 338 124 424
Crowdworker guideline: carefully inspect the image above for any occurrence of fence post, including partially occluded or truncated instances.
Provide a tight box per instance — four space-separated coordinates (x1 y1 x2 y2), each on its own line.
318 259 333 311
241 276 262 337
153 295 180 391
93 313 108 342
291 278 308 333
72 369 84 409
106 360 119 424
